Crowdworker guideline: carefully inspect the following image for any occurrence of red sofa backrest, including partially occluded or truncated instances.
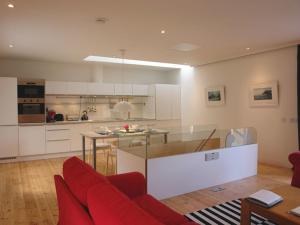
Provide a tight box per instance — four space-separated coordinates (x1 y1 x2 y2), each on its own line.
289 152 300 188
54 175 95 225
63 157 109 206
87 183 164 225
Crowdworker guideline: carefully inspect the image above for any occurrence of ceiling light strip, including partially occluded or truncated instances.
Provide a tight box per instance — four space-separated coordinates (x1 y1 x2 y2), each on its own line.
84 56 192 69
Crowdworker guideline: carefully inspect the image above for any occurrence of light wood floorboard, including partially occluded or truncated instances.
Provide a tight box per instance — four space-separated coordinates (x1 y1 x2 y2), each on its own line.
0 154 293 225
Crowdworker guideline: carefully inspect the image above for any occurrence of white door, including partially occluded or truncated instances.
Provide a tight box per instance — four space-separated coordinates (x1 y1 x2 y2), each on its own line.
19 126 46 156
45 81 68 95
0 126 18 158
0 77 17 125
67 82 88 95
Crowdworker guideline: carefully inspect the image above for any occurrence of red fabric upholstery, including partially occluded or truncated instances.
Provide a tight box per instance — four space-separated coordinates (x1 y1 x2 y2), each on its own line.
87 183 164 225
54 175 94 225
133 194 189 225
289 151 300 187
107 172 146 198
63 156 109 206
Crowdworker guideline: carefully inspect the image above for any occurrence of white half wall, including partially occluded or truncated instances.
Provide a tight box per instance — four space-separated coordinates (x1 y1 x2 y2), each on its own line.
180 47 298 167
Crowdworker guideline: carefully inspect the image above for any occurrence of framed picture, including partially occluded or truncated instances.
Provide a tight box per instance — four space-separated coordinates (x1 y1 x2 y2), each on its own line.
249 81 278 107
205 86 225 106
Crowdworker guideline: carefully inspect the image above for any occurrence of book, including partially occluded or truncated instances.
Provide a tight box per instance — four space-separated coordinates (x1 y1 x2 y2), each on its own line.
289 206 300 217
247 189 283 208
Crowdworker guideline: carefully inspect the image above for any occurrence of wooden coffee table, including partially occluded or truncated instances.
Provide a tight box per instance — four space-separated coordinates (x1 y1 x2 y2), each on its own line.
241 185 300 225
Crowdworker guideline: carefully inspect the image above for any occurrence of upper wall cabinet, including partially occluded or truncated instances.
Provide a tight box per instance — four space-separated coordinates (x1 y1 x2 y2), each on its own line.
67 82 88 95
114 84 133 96
155 84 181 120
132 84 149 96
87 83 114 96
0 77 18 125
46 81 68 95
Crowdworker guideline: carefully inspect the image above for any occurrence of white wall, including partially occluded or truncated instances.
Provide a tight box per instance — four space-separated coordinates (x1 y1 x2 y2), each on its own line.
180 47 298 167
0 59 178 84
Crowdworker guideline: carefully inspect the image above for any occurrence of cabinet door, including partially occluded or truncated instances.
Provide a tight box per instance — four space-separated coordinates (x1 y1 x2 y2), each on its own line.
114 84 133 96
132 85 149 96
171 85 181 119
87 83 114 95
0 126 18 158
19 126 46 156
67 82 88 95
45 81 68 95
0 77 17 125
155 84 172 120
69 124 90 151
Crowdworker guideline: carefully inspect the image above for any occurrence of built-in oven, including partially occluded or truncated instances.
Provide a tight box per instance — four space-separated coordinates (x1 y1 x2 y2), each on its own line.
18 80 45 99
18 79 45 123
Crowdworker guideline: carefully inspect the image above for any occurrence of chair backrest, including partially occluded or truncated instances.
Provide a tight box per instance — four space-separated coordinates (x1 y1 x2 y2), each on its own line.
54 175 95 225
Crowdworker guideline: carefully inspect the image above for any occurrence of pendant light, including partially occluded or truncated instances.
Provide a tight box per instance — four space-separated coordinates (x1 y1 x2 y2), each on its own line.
113 49 133 113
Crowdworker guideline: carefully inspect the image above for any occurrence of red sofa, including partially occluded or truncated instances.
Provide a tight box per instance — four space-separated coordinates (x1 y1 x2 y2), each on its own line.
289 151 300 188
54 157 198 225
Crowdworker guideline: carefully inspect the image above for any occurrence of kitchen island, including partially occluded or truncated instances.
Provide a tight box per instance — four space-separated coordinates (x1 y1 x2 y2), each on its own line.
80 128 168 169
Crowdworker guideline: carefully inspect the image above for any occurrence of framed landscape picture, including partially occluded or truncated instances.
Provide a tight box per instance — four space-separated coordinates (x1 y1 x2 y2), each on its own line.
249 81 278 107
205 86 225 106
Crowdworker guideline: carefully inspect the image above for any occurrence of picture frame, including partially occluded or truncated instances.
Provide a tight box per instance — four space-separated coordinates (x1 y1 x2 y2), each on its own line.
249 81 278 107
205 86 225 106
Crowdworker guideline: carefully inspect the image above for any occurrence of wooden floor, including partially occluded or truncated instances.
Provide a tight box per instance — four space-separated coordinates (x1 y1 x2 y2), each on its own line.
0 154 292 225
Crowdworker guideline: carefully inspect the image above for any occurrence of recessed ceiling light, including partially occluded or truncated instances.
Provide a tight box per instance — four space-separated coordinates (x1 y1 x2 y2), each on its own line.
9 44 14 48
246 47 251 50
161 30 166 34
8 3 14 8
84 56 192 69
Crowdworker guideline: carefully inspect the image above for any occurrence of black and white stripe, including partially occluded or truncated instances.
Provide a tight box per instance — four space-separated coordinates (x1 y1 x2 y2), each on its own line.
185 199 277 225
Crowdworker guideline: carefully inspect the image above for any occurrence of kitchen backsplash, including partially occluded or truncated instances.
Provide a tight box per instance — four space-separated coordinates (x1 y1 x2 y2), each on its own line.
45 96 155 121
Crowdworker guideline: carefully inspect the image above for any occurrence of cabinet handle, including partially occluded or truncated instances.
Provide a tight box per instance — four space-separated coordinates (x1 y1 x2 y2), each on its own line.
47 139 71 142
47 129 70 131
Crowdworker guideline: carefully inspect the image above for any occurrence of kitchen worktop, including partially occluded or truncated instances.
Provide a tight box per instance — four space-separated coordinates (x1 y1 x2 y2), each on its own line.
18 118 156 126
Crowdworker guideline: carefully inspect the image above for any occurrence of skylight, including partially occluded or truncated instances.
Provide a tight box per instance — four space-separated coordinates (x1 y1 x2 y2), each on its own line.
83 56 192 69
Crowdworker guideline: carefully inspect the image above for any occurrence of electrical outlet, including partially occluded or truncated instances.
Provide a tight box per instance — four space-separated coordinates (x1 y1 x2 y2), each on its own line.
205 152 219 161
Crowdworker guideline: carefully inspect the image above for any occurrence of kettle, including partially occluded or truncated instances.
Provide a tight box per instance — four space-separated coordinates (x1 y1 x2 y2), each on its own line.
81 110 89 121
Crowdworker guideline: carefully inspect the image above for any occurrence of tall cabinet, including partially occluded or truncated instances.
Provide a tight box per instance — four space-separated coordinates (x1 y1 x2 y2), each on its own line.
0 77 19 158
155 84 181 120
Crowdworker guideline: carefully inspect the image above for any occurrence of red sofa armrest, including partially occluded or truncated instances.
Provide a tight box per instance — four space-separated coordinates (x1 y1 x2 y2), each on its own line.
107 172 146 198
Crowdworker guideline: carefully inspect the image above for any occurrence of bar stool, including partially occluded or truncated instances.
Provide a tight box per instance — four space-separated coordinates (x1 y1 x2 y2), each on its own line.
88 141 112 174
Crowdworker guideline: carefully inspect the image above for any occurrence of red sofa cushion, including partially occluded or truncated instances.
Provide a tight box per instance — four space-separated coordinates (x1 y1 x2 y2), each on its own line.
87 183 164 225
63 157 109 206
133 194 189 225
54 175 94 225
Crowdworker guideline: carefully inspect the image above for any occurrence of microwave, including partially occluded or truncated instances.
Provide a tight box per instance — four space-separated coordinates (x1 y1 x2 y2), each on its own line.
18 79 45 98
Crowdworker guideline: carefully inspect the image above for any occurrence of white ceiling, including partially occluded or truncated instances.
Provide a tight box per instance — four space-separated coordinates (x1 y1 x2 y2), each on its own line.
1 0 300 66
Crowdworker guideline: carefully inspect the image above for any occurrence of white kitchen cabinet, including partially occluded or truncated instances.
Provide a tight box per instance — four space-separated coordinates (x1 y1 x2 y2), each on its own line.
87 83 114 96
114 84 133 96
46 81 67 95
67 124 90 151
155 84 181 120
132 84 149 96
46 125 71 153
19 126 46 156
67 82 88 95
0 77 18 125
0 126 19 158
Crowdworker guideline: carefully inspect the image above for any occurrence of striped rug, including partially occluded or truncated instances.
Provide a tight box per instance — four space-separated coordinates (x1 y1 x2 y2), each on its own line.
185 199 276 225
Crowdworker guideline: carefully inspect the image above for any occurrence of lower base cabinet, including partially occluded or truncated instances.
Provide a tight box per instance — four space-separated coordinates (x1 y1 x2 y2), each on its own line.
19 126 46 156
46 125 71 153
0 125 18 158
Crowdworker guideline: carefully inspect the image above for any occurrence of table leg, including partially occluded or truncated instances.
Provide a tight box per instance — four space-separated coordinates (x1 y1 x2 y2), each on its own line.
241 199 251 225
93 138 97 170
82 136 86 162
164 134 168 144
